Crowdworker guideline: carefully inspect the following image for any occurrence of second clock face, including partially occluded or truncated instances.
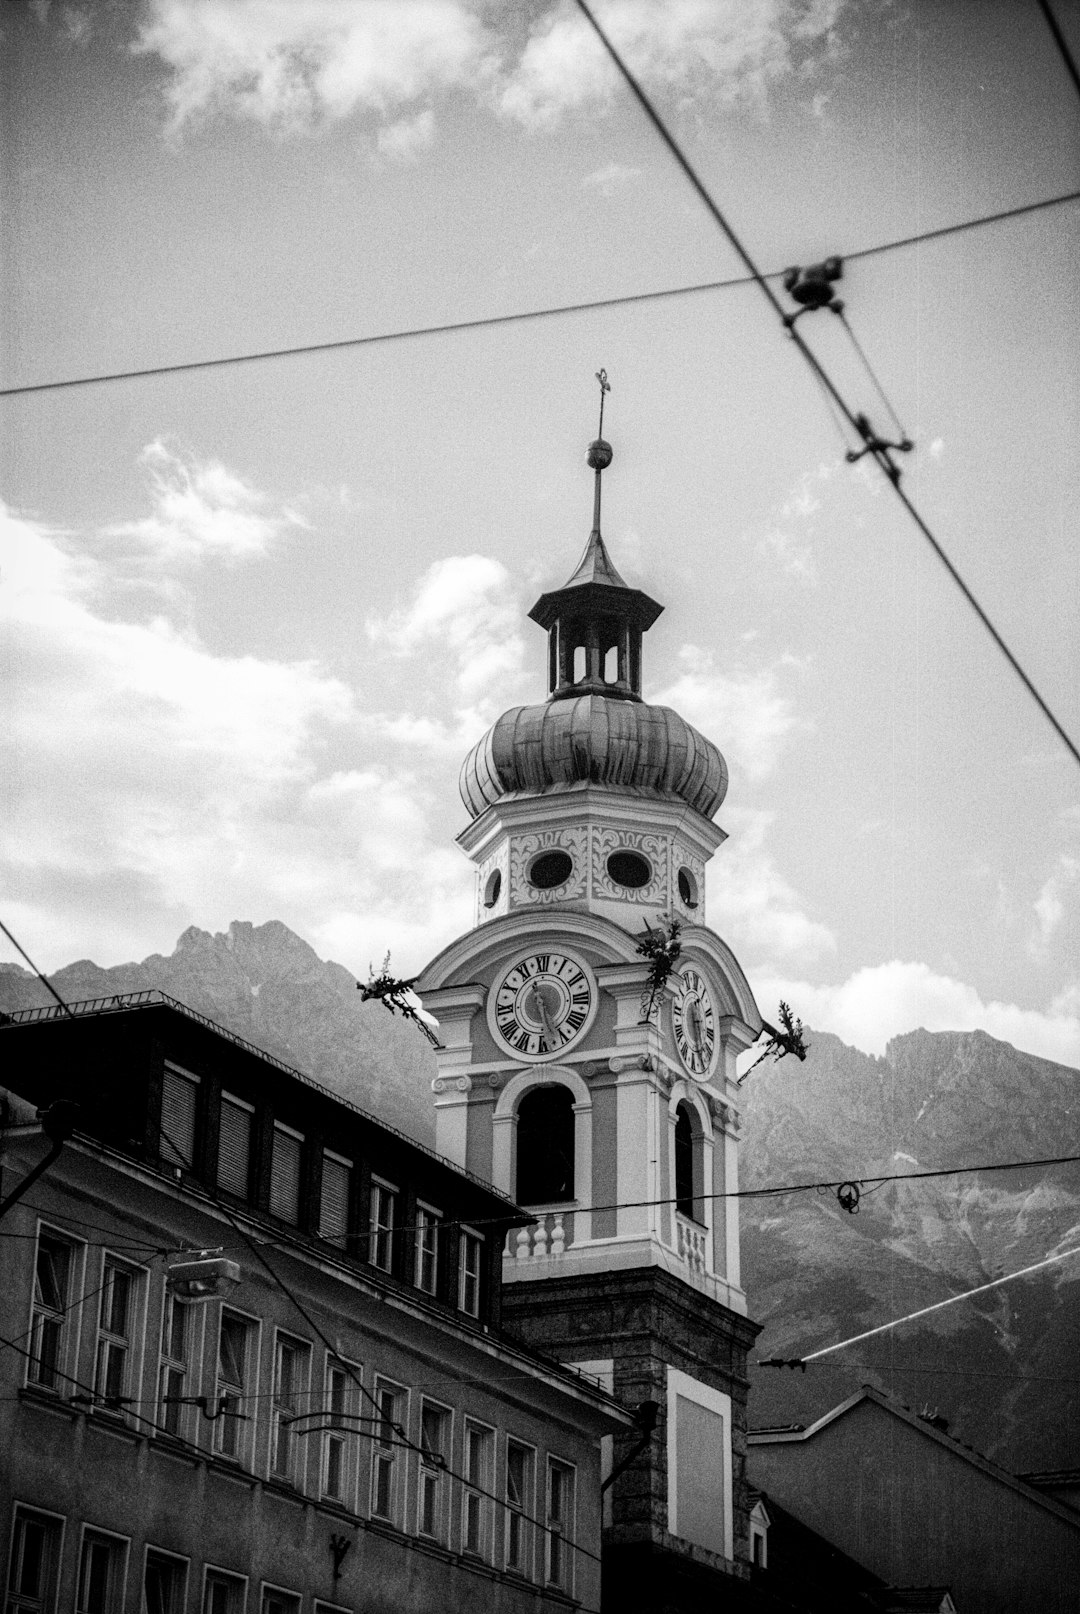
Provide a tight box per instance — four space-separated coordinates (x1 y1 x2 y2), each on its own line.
491 951 595 1059
672 966 717 1078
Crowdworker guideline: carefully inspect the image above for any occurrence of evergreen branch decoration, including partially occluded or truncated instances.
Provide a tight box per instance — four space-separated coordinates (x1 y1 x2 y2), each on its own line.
636 917 682 1023
358 954 442 1047
737 1000 809 1085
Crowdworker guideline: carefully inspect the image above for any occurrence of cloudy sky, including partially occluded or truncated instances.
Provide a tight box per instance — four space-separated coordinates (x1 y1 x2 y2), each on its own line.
2 0 1079 1067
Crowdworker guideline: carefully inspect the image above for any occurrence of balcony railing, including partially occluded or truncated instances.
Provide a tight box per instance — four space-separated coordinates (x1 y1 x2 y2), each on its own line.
506 1206 574 1262
675 1212 706 1275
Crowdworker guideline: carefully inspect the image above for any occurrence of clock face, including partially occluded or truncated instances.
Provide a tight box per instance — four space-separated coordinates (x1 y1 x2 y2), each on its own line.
490 951 596 1060
672 966 717 1078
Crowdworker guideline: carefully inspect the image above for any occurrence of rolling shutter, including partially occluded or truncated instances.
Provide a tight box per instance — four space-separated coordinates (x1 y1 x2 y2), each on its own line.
270 1123 304 1223
161 1064 199 1168
218 1094 253 1197
319 1152 352 1247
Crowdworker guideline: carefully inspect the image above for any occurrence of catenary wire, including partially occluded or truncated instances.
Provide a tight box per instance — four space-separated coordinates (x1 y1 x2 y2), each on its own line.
760 1243 1080 1366
0 191 1074 402
573 0 1080 772
748 1362 1080 1383
1037 0 1080 102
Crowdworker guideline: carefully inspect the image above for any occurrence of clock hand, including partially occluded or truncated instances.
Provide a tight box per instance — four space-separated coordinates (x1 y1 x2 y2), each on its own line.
687 997 703 1045
530 981 560 1052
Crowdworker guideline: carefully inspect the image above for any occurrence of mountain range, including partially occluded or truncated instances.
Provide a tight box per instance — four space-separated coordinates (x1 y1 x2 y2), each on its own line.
2 919 1077 1472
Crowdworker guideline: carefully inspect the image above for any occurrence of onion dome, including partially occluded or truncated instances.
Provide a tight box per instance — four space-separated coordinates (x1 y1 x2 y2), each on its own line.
460 387 728 823
459 695 728 820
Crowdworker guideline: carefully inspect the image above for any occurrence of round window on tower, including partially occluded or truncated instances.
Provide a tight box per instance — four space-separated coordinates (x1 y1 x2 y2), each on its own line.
607 850 652 890
482 869 502 908
677 866 699 908
529 850 574 890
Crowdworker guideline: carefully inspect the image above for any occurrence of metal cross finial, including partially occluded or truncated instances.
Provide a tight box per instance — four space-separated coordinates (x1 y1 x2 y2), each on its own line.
596 368 610 436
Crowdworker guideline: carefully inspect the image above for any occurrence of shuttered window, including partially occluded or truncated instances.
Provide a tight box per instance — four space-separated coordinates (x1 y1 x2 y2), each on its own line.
270 1124 304 1224
217 1094 253 1198
319 1152 352 1247
160 1064 199 1169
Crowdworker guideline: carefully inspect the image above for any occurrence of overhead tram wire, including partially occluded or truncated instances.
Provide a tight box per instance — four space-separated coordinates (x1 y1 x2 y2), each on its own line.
0 190 1076 403
573 0 1080 773
1036 0 1080 103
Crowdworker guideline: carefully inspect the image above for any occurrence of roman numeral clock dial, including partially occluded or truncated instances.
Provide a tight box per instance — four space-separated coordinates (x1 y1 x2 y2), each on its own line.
489 952 596 1061
672 967 717 1078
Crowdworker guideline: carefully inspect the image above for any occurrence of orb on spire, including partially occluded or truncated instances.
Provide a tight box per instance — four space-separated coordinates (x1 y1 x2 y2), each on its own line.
588 368 612 471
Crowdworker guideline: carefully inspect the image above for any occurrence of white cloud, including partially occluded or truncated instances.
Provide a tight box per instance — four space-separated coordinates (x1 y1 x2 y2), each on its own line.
109 439 305 568
750 959 1080 1069
0 497 474 977
131 0 846 137
132 0 494 134
650 644 799 781
498 0 845 127
368 552 527 713
376 106 436 159
1030 854 1080 955
580 161 644 195
708 807 836 963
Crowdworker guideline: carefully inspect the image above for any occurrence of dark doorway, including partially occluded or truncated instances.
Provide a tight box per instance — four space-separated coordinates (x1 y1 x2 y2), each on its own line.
516 1085 575 1205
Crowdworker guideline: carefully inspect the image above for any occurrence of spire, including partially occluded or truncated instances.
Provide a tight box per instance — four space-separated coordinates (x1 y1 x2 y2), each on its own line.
528 370 662 702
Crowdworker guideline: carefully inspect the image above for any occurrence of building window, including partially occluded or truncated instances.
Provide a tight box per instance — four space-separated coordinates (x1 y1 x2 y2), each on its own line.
370 1380 406 1526
202 1569 246 1614
28 1229 80 1392
516 1085 575 1205
319 1151 352 1247
458 1229 482 1318
157 1291 191 1438
322 1358 360 1507
462 1421 493 1559
6 1506 64 1614
160 1063 199 1171
269 1124 304 1224
674 1103 697 1221
259 1588 300 1614
369 1181 397 1273
271 1334 310 1486
414 1205 440 1294
505 1439 534 1576
418 1401 451 1541
143 1550 187 1614
76 1529 127 1614
94 1259 141 1409
214 1311 255 1462
217 1094 253 1198
546 1458 576 1592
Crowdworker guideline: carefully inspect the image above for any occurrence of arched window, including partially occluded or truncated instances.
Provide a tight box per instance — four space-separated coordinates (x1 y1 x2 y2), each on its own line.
674 1101 702 1223
516 1085 575 1205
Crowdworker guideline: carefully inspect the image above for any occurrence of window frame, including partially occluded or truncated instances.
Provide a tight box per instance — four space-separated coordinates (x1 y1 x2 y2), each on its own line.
417 1398 453 1542
143 1546 189 1614
5 1504 66 1614
269 1331 311 1488
213 1307 261 1465
157 1286 201 1441
75 1526 129 1614
413 1203 441 1295
368 1178 398 1274
461 1419 495 1561
545 1455 577 1593
321 1354 362 1510
504 1437 536 1578
26 1222 86 1396
258 1585 301 1614
93 1253 147 1415
369 1377 408 1528
457 1227 483 1318
201 1566 248 1614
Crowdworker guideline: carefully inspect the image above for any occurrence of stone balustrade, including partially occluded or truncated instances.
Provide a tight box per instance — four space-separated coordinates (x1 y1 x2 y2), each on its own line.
675 1212 706 1275
506 1207 574 1261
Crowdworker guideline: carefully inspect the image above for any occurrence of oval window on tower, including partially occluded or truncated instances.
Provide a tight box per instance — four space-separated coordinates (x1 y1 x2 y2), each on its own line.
482 869 502 908
677 866 699 908
529 850 573 890
607 850 651 889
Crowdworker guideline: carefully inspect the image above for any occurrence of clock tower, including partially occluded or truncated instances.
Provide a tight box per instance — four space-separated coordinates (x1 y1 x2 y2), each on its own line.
418 403 764 1608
